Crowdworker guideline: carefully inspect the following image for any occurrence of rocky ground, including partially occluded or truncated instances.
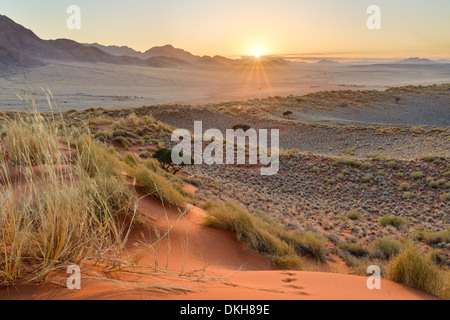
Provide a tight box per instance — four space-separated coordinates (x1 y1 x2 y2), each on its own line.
185 155 449 240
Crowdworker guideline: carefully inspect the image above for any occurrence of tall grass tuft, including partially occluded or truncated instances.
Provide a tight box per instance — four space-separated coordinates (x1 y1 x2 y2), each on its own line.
203 201 327 268
0 96 138 285
387 242 449 299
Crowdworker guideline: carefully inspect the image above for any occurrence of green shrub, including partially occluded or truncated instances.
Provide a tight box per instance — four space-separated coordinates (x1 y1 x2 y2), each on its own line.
139 151 152 159
429 180 439 188
283 111 293 118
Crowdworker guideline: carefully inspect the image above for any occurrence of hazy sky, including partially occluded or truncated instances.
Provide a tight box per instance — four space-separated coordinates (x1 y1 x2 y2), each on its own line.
2 0 450 59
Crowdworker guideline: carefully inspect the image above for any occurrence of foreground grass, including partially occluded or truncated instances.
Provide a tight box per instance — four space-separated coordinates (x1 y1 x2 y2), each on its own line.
0 111 141 285
202 201 328 269
387 242 449 299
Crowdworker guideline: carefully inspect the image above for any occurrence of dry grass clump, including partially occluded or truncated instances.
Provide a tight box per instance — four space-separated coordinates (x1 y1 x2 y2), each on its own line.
130 166 187 209
2 113 62 166
387 242 449 299
370 237 402 259
346 210 363 220
0 102 138 286
378 215 407 228
338 242 369 258
414 229 450 245
410 171 424 180
202 201 320 269
399 182 411 191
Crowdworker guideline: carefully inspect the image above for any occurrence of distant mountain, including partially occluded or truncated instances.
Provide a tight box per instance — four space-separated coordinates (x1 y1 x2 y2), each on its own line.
84 43 145 58
316 59 339 64
144 44 198 62
0 15 194 71
395 57 437 64
211 55 235 65
85 42 227 66
0 14 290 73
0 45 47 72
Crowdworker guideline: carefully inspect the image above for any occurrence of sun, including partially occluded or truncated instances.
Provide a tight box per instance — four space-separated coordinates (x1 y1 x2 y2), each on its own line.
250 48 265 58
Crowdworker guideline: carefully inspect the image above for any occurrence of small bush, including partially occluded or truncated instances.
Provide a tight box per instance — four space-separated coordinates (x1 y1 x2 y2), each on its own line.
414 229 450 245
283 111 293 118
399 182 411 191
338 242 368 257
440 193 450 202
410 171 424 180
387 161 402 169
311 166 321 173
379 215 406 228
112 136 131 148
346 210 363 220
362 174 374 183
371 238 402 259
138 151 152 159
360 162 373 169
403 192 416 199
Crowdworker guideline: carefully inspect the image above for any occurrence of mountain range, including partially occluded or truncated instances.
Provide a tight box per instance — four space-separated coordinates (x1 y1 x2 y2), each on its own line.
0 14 444 74
0 14 279 73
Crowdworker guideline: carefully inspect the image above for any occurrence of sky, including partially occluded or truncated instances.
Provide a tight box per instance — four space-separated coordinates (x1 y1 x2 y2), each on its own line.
1 0 450 59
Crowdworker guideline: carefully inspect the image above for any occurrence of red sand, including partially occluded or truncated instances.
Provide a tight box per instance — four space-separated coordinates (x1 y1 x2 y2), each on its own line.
0 191 439 300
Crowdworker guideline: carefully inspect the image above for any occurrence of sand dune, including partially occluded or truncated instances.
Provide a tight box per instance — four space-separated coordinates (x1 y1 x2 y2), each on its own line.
0 184 439 300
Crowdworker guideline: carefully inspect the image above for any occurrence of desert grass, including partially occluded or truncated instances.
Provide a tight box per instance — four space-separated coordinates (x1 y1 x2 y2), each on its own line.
130 166 188 209
202 201 303 269
387 241 449 299
346 210 363 220
378 215 407 228
414 229 450 245
0 96 140 285
370 238 402 259
202 201 329 268
0 96 204 293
